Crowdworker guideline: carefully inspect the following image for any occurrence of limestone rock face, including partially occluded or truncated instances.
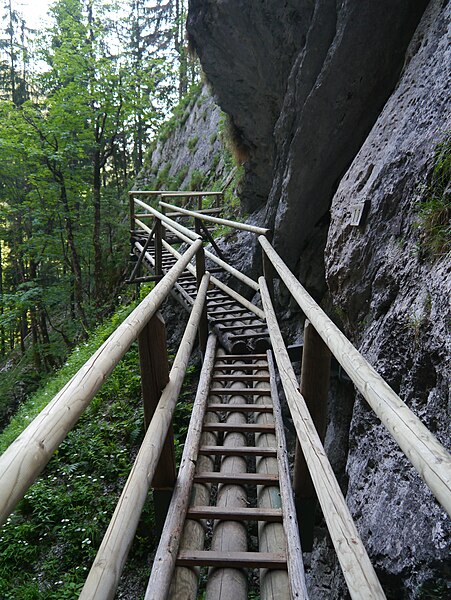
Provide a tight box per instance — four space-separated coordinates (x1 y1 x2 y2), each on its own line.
188 0 428 262
188 0 313 212
135 84 227 191
325 2 450 594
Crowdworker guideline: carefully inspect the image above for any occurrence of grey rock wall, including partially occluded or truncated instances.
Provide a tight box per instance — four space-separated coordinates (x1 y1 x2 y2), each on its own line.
325 2 450 595
188 0 313 211
135 84 229 191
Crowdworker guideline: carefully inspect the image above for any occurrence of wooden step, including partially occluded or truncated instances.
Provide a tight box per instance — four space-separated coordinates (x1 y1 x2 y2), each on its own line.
193 472 279 485
186 506 283 522
209 388 271 396
206 403 273 413
211 374 270 382
198 445 277 457
209 307 255 317
202 423 275 433
211 314 257 323
176 550 287 569
213 364 269 372
215 354 267 360
229 332 269 340
219 323 267 332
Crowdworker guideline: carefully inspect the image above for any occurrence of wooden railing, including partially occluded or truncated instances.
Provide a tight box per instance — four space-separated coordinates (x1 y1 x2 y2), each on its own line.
0 239 204 526
1 191 449 600
258 235 451 517
129 198 451 599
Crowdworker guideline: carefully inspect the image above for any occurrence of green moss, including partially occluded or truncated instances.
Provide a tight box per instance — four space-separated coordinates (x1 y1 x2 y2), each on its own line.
416 134 451 258
209 132 217 145
187 135 199 152
189 168 204 191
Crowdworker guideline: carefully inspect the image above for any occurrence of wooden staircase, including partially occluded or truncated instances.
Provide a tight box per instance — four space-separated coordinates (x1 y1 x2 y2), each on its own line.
146 339 306 599
132 236 271 355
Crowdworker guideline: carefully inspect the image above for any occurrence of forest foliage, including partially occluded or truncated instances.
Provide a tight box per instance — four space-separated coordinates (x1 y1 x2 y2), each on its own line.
0 0 197 422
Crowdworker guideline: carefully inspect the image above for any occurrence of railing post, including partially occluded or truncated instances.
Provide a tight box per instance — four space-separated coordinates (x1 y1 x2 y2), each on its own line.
155 219 163 277
129 192 135 239
197 194 202 211
195 218 208 358
138 311 175 535
262 236 275 301
293 319 331 551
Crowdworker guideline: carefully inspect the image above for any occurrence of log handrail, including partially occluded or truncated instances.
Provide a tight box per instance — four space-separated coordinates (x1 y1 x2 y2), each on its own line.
159 200 271 236
0 239 203 526
260 277 385 600
258 235 451 516
134 200 201 242
79 273 211 600
161 240 266 320
162 218 259 291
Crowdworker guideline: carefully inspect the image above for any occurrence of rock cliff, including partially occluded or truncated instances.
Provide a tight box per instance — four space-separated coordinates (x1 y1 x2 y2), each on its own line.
186 0 450 597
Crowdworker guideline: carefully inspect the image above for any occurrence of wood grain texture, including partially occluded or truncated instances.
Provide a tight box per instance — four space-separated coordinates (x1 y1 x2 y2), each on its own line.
78 273 210 600
159 200 270 236
162 239 266 320
0 240 203 526
144 334 217 600
267 351 308 600
259 236 451 516
259 277 386 600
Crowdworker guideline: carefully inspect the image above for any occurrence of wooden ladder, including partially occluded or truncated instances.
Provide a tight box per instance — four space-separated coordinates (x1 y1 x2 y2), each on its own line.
146 338 306 599
132 238 270 354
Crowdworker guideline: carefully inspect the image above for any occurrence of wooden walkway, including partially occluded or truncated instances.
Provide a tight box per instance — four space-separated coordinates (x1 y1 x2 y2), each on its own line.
0 190 449 600
131 233 270 355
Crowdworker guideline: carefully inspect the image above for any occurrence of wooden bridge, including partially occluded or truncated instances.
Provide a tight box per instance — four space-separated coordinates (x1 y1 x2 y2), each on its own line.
0 189 449 599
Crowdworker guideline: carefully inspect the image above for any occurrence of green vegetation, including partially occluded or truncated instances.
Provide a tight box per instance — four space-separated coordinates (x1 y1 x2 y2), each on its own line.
0 0 200 427
188 135 199 151
156 82 203 145
0 289 197 598
416 135 451 257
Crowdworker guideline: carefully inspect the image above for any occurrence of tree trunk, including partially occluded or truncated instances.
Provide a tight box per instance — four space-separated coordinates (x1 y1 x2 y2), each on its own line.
60 182 88 332
93 147 103 303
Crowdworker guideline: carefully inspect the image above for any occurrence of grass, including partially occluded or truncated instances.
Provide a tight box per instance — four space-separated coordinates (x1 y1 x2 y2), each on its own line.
416 134 451 258
0 285 199 598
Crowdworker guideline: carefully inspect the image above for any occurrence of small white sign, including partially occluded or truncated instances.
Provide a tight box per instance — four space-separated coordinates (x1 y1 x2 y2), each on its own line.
350 200 369 226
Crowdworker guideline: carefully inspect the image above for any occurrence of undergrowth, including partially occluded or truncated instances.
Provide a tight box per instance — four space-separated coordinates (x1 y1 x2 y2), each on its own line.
0 285 198 598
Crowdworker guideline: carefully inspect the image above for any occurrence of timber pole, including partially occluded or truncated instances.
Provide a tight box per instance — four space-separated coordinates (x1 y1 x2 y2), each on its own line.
195 218 209 357
293 320 331 551
138 312 175 535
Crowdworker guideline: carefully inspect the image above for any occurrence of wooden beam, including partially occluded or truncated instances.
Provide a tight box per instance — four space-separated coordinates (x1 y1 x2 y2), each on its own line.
259 277 386 600
194 472 279 485
177 551 286 569
199 446 277 457
134 201 201 242
162 240 266 320
79 273 211 600
259 236 451 517
207 388 271 395
203 423 275 433
144 334 217 600
196 245 208 357
293 320 331 551
138 312 174 535
267 350 308 600
160 200 271 236
254 356 292 600
206 403 273 413
186 506 283 522
0 240 203 526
